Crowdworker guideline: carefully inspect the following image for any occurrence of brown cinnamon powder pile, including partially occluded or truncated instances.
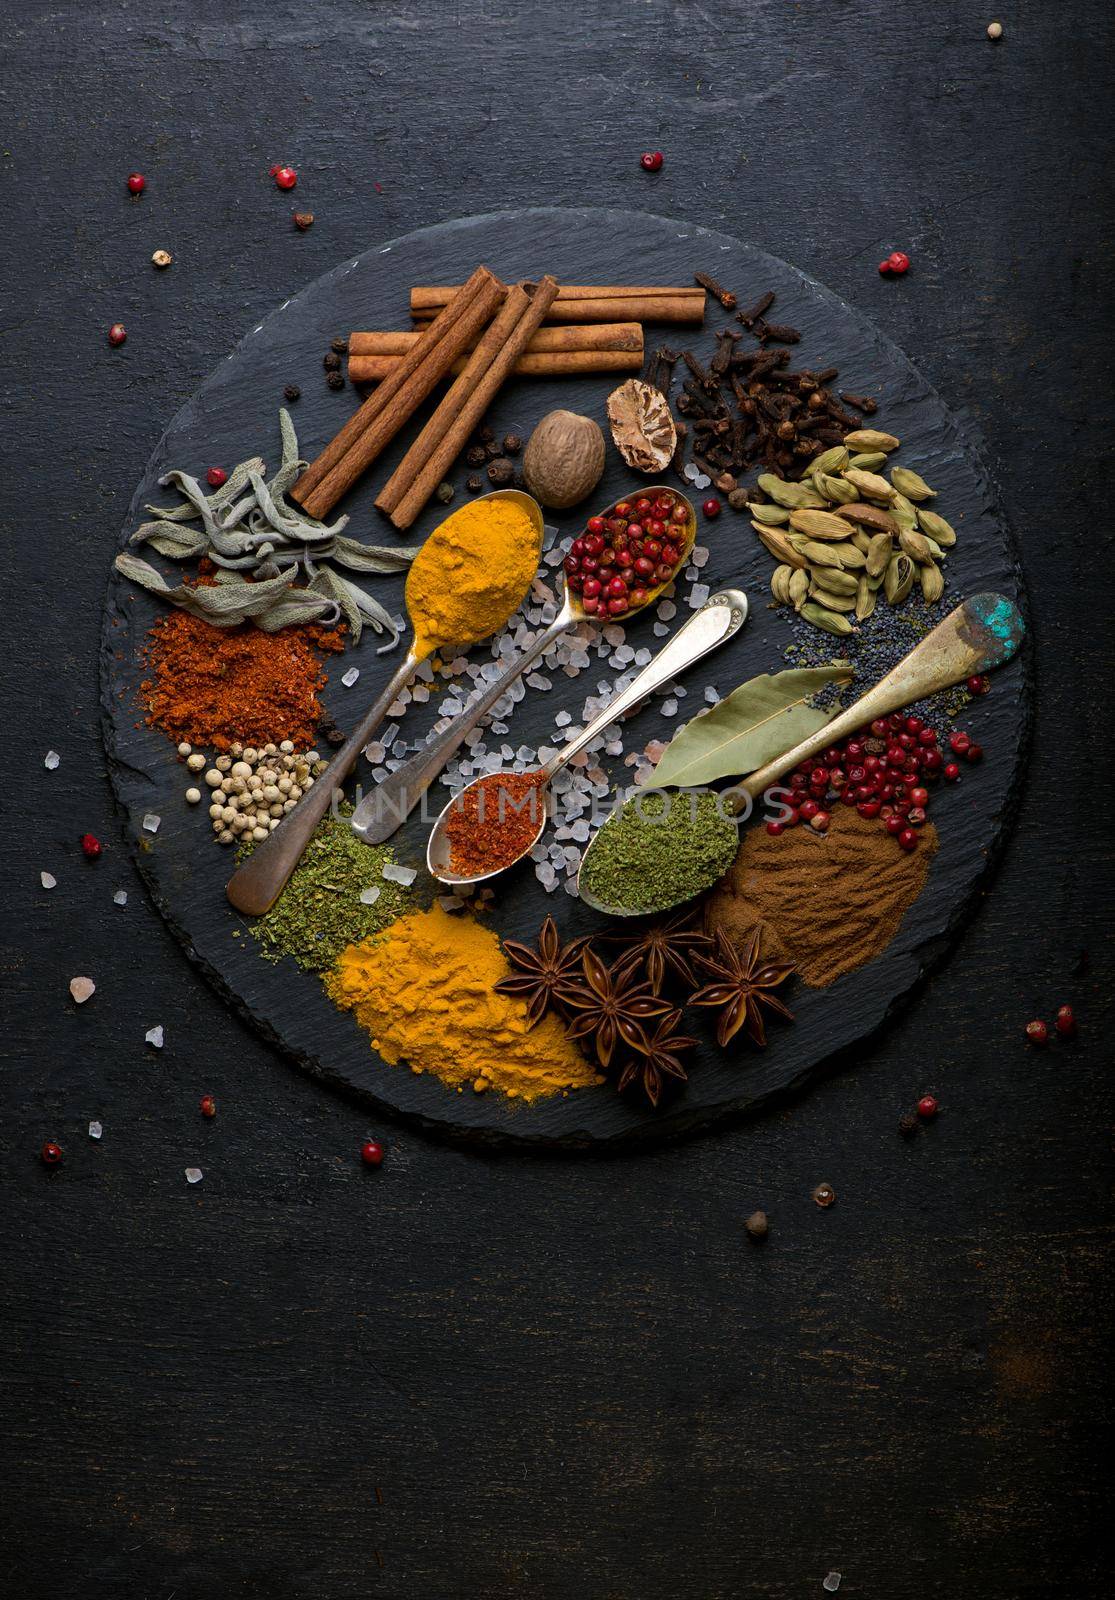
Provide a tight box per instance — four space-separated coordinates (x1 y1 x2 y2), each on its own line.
706 808 937 988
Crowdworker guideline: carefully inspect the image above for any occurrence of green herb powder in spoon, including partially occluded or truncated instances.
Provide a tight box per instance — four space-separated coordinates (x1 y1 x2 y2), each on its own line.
581 790 739 914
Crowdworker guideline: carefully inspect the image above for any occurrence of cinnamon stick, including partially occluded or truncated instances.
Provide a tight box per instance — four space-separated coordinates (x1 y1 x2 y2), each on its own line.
350 347 644 382
291 265 504 518
378 276 560 530
410 284 705 326
349 321 643 357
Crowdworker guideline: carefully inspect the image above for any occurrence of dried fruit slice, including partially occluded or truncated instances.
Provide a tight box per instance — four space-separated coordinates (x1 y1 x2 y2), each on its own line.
606 379 677 473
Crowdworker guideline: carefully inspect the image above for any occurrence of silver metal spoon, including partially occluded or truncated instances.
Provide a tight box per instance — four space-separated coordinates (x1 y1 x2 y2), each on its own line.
425 588 749 888
349 485 697 844
577 591 1026 917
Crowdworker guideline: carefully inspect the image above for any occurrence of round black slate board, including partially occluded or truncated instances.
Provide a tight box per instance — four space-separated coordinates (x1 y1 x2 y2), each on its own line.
100 207 1029 1148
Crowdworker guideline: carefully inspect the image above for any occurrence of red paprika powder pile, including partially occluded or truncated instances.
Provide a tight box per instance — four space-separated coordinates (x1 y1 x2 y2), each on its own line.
446 770 547 877
141 610 344 751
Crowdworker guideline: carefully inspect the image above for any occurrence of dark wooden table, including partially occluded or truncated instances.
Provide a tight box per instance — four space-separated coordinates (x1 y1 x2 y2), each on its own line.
2 3 1112 1595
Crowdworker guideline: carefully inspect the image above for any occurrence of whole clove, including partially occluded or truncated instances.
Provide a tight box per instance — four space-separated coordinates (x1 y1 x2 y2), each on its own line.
694 270 738 311
736 290 775 329
840 391 879 415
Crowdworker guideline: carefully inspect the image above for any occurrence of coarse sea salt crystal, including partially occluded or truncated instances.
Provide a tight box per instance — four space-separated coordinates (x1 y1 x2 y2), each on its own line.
692 472 711 490
44 750 60 770
113 889 128 906
40 871 57 890
364 742 385 765
185 1167 203 1185
688 583 710 608
661 699 678 717
88 1121 103 1140
382 863 417 887
341 667 360 688
359 886 381 906
69 976 95 1004
822 1574 842 1593
692 545 710 567
657 599 676 620
145 1025 164 1049
705 686 720 703
142 813 161 834
683 462 700 482
653 622 669 637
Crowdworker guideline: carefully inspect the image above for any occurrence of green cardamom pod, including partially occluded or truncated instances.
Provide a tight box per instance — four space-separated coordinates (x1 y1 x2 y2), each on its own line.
890 466 937 501
796 538 844 569
814 471 858 505
884 552 915 605
770 565 793 605
922 535 945 560
855 574 877 620
750 501 791 526
919 560 944 603
830 542 867 569
788 568 810 610
835 502 897 533
865 569 886 591
807 445 850 478
866 531 893 577
849 529 872 554
916 509 957 547
806 566 858 596
755 525 809 570
800 601 854 636
756 473 819 509
898 525 932 563
843 468 896 502
809 585 858 613
842 429 900 452
847 452 888 472
789 508 857 540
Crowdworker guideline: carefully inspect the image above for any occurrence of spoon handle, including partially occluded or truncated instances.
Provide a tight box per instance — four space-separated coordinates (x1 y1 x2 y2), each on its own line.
736 594 1024 807
543 589 750 778
350 603 578 843
226 647 422 915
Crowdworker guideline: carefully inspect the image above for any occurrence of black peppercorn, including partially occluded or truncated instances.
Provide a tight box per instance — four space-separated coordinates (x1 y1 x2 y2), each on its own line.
502 432 523 455
323 351 342 372
466 475 483 493
477 424 495 444
487 457 514 486
512 470 527 489
330 336 349 355
283 384 301 403
897 1112 918 1139
326 371 345 390
465 445 487 468
484 440 503 460
318 719 346 747
744 1210 769 1241
293 211 315 231
435 481 455 505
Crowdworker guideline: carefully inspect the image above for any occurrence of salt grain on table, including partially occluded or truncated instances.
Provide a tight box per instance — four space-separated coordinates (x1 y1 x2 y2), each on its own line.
657 599 676 620
341 667 360 688
44 750 60 770
142 813 161 834
40 871 57 890
705 686 720 703
113 889 128 905
381 863 417 886
69 977 95 1004
88 1121 103 1140
822 1573 842 1593
185 1168 203 1185
359 887 381 905
688 584 710 608
145 1025 165 1049
692 545 710 567
653 622 669 637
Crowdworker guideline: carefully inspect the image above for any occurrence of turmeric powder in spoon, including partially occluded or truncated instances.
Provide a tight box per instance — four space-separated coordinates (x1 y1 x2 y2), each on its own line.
405 491 542 658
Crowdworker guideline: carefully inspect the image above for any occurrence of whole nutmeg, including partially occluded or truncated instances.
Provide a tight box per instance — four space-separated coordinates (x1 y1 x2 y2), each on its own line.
522 410 606 510
487 457 515 486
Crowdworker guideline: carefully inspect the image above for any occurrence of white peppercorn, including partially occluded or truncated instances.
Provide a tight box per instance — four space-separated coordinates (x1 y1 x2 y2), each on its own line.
177 742 192 757
185 787 202 804
187 752 206 773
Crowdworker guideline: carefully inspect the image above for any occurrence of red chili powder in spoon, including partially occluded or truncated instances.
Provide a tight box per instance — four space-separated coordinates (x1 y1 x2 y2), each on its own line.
445 770 547 877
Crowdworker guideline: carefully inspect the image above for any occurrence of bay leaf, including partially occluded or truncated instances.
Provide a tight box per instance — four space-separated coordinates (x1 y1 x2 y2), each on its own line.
650 664 853 789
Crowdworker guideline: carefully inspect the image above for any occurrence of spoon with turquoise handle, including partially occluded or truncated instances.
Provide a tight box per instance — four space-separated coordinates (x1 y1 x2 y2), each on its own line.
577 592 1026 918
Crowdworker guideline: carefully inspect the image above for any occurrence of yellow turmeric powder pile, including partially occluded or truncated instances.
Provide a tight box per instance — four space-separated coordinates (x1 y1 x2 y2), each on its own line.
326 904 601 1101
405 496 541 659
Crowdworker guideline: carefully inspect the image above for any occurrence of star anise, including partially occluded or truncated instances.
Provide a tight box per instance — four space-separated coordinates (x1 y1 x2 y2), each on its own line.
608 909 715 995
561 945 672 1069
690 926 795 1048
616 1009 697 1107
495 916 590 1028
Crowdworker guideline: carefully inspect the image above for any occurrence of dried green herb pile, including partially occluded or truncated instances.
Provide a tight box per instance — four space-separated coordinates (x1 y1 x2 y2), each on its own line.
248 812 415 972
580 790 739 914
